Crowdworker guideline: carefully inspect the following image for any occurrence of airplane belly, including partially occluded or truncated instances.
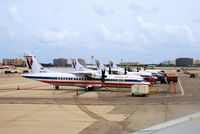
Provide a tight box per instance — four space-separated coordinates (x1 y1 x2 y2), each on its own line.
103 81 149 88
39 79 102 87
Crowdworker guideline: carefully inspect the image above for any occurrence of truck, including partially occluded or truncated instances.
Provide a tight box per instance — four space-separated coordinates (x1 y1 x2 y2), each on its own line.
131 84 149 97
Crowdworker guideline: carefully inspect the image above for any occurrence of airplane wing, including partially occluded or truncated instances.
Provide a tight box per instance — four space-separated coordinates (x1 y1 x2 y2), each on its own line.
71 70 102 79
111 70 119 74
131 112 200 134
71 71 93 77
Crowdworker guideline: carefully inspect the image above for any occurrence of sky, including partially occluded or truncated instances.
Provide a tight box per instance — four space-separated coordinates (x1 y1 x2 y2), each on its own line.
0 0 200 64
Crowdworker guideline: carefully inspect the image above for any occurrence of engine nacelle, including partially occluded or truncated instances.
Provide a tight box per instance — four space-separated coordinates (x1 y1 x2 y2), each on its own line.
90 72 102 79
118 70 125 75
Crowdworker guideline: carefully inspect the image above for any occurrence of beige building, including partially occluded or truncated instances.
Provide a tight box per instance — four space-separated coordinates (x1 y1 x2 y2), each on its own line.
163 60 176 65
195 60 200 65
14 58 25 66
119 61 140 67
3 58 25 66
3 59 14 65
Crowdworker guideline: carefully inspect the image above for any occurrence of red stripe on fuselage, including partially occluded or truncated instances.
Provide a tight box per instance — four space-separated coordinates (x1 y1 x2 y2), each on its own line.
39 80 102 87
39 80 148 88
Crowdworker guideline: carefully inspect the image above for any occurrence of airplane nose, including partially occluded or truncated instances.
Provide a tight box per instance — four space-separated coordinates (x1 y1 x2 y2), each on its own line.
21 74 30 78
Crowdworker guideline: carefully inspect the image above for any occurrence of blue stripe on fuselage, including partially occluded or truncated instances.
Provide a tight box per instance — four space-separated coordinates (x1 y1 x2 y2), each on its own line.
22 76 57 80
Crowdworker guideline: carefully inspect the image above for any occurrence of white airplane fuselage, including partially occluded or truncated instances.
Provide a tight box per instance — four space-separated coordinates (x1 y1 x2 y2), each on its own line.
22 72 150 88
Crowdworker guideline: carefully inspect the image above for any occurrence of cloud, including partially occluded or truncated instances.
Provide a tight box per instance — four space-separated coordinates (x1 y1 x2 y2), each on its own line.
0 27 15 38
135 16 195 45
98 24 135 45
36 29 80 44
96 16 196 59
93 5 114 16
129 2 158 15
8 6 23 23
194 17 200 23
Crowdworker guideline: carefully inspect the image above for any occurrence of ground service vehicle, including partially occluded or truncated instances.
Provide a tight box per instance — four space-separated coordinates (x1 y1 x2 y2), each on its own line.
131 84 149 97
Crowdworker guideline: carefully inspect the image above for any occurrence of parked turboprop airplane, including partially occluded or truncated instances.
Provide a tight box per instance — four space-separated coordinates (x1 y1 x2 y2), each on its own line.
109 61 157 83
139 68 166 83
70 58 103 79
70 58 150 90
95 59 148 82
22 53 150 91
73 59 146 82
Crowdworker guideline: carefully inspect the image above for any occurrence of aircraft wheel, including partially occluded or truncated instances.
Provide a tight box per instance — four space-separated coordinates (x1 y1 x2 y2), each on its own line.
142 94 146 97
85 86 93 91
55 85 59 90
89 86 94 91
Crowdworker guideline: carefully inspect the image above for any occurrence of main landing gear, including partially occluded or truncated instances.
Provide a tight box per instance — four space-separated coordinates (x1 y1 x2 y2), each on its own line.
85 85 94 91
54 85 59 90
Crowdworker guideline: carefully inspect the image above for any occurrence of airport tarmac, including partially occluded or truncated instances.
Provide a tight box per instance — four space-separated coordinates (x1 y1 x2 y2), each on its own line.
0 69 200 134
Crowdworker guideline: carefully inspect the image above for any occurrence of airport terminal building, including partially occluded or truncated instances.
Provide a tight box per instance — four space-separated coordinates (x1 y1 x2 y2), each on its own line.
176 58 194 66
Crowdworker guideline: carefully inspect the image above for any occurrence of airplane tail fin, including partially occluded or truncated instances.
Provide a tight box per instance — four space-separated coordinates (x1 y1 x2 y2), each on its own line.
96 60 106 71
109 61 118 69
71 59 88 71
24 53 48 73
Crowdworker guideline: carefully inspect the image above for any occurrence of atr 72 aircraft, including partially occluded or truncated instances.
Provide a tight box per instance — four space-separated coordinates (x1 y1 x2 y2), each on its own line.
109 61 157 83
22 53 150 91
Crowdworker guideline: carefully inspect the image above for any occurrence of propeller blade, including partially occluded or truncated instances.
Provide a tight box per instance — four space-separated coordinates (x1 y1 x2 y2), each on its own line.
124 67 127 75
101 69 107 83
109 66 111 74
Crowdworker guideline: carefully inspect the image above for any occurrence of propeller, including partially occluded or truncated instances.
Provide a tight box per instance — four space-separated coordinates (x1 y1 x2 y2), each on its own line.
101 69 107 83
137 67 140 72
108 65 112 74
124 67 127 75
